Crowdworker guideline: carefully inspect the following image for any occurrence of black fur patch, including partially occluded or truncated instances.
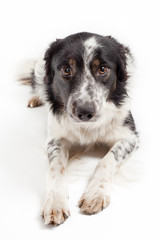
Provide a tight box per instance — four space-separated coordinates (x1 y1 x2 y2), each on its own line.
111 140 136 162
124 111 137 132
45 84 64 115
47 139 61 163
108 81 128 106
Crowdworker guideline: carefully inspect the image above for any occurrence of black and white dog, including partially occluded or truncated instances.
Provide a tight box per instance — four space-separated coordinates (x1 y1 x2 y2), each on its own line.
21 32 139 225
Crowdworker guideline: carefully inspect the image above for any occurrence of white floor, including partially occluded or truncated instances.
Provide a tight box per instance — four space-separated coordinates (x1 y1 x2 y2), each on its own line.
0 1 160 239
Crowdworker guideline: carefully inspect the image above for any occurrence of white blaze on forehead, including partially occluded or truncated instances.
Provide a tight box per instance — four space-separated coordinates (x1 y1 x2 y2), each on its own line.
84 37 99 63
75 36 103 105
77 37 99 103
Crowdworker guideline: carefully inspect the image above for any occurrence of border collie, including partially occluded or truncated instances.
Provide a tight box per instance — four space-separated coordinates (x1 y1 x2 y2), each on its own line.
20 32 139 225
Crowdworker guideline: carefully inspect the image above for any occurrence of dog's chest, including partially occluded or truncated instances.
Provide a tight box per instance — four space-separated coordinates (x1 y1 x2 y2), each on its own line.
66 122 125 146
48 114 126 146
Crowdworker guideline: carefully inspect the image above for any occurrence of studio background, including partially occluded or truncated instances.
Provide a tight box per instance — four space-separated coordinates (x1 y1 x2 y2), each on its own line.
0 0 160 239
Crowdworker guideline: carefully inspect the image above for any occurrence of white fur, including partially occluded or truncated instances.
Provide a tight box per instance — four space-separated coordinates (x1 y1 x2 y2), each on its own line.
42 138 70 225
33 55 48 101
84 37 99 64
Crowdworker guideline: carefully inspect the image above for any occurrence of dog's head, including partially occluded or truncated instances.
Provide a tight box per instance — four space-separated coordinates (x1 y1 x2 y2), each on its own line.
44 32 131 122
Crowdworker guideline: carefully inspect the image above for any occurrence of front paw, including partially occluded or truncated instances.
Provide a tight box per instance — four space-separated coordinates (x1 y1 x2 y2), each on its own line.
41 191 70 225
79 190 110 215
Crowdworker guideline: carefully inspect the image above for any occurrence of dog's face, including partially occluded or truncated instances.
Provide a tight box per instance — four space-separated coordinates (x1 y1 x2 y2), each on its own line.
44 32 130 122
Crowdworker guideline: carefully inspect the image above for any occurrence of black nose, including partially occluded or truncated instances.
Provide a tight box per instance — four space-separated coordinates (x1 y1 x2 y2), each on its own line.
75 103 95 121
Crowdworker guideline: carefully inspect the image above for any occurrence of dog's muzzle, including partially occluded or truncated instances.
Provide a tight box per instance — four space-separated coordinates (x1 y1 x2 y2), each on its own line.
73 102 96 121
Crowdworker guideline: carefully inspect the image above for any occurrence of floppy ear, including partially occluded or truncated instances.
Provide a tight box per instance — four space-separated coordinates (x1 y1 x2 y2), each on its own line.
116 45 132 82
105 36 132 82
106 36 133 106
44 39 62 85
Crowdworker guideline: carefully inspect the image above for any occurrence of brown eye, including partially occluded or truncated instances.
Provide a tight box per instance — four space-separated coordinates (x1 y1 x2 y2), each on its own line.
98 65 108 75
62 67 72 77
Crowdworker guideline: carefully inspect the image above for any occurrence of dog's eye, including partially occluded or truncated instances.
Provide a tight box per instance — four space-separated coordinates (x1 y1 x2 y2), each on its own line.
98 66 108 75
62 67 72 77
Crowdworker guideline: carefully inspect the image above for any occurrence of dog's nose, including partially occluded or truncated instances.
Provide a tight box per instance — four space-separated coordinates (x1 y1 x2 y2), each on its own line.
75 103 95 121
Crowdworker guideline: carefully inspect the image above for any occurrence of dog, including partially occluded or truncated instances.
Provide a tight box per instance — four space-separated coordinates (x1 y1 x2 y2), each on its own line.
20 32 139 225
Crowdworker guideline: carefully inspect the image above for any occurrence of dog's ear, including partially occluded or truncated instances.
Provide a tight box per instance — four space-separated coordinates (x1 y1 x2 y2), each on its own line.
44 39 62 85
116 44 132 82
106 36 132 82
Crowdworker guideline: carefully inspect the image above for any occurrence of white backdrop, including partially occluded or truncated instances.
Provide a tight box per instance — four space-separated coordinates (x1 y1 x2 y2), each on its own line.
0 0 160 239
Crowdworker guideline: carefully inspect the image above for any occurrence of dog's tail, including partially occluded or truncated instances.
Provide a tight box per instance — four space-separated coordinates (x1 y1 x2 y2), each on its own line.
16 57 46 108
16 59 36 87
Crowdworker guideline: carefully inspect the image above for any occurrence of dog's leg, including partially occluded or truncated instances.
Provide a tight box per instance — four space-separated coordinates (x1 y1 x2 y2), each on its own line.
42 139 70 225
79 135 139 214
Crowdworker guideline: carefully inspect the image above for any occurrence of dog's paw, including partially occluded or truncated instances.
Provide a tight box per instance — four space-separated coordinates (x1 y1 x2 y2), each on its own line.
41 191 70 225
79 191 110 215
27 96 43 108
